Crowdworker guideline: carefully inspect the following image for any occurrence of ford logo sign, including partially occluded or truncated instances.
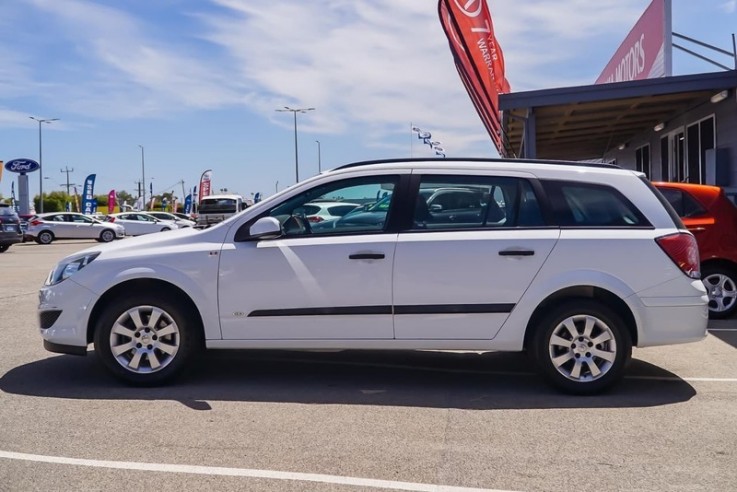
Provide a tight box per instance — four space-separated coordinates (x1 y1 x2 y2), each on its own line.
4 159 41 174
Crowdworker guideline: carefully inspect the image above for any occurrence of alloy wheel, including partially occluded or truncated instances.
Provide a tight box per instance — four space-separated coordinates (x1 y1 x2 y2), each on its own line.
109 305 180 374
547 314 617 382
703 272 737 314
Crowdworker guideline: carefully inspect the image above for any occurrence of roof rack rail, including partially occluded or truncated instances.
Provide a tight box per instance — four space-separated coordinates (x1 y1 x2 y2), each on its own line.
333 157 620 171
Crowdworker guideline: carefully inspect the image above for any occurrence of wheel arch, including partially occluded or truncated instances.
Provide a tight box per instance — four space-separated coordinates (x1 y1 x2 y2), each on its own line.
86 278 205 345
523 286 638 350
701 257 737 275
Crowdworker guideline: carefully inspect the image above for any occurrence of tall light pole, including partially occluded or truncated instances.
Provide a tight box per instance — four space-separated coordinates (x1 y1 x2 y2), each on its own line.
276 106 314 183
315 140 322 173
29 116 59 213
138 145 145 209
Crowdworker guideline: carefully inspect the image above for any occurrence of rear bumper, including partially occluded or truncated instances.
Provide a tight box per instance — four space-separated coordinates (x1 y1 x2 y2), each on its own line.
0 231 23 246
634 295 709 347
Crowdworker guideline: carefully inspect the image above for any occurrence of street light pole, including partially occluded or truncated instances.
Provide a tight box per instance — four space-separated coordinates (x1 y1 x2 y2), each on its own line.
276 106 314 183
138 145 146 210
29 116 59 213
315 140 321 173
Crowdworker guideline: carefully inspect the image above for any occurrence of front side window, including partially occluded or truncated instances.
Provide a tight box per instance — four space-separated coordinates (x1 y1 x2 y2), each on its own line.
263 176 399 237
71 215 93 224
409 175 545 230
545 181 648 227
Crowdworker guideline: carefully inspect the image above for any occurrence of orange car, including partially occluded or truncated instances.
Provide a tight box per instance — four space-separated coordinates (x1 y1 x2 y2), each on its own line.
654 182 737 318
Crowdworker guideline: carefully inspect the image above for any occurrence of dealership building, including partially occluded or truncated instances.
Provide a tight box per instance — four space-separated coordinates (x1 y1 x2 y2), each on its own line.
499 0 737 190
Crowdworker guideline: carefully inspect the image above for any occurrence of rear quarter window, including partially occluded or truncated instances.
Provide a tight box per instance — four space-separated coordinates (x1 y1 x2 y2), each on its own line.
543 180 650 227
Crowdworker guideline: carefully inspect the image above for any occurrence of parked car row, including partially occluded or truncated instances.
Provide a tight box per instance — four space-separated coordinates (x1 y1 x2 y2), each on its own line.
6 211 195 245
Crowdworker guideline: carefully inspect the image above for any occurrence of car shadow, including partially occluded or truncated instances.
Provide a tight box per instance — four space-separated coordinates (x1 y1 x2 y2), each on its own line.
710 329 737 349
0 350 696 411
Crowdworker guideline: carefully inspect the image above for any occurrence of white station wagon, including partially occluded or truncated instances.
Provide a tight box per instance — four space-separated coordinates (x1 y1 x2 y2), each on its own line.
39 159 708 393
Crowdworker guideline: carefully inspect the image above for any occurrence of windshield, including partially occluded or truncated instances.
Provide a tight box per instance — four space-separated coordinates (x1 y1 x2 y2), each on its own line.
199 198 237 213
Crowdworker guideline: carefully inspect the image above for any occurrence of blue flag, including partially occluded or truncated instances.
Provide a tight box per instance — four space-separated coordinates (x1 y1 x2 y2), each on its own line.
184 194 192 214
82 174 97 215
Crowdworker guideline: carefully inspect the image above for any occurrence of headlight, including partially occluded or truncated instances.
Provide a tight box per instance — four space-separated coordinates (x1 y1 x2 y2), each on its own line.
45 252 101 286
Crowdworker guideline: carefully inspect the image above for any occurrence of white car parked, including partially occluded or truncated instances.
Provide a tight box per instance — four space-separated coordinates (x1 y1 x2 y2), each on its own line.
38 158 708 393
147 212 196 228
26 212 125 244
107 212 180 236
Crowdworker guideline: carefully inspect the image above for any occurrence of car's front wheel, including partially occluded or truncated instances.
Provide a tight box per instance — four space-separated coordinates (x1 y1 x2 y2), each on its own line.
701 265 737 319
93 294 201 385
160 227 171 232
0 244 9 253
36 231 54 244
531 299 631 395
99 229 115 243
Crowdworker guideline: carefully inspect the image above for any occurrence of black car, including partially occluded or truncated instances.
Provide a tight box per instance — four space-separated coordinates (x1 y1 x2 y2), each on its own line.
0 204 23 252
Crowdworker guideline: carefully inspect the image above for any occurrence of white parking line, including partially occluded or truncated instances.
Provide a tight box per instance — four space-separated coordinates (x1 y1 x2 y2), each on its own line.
707 328 737 332
0 450 516 492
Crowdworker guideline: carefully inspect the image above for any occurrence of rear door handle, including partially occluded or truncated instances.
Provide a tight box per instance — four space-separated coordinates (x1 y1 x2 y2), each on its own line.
349 253 385 260
499 249 535 257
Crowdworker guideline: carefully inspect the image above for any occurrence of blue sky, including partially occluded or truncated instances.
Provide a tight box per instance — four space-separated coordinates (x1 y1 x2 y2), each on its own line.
1 0 735 203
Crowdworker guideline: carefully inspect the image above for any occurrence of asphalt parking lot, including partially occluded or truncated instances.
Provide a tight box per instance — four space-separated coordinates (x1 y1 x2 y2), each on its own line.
0 240 735 492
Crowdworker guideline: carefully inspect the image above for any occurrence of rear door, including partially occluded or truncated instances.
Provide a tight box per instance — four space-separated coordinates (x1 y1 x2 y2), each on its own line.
393 171 559 340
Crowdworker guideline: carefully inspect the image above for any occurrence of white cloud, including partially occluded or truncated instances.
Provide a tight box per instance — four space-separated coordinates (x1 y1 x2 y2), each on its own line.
1 0 663 156
720 0 737 13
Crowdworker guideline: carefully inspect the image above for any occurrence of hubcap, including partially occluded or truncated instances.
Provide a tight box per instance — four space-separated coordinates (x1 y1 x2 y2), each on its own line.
703 273 737 313
548 314 617 382
109 305 180 374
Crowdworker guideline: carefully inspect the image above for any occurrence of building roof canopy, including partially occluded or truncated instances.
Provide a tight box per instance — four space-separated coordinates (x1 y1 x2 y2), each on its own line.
500 70 737 160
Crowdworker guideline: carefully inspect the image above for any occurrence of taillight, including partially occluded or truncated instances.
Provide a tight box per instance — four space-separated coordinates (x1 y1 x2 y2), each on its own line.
30 219 43 226
307 216 324 223
656 232 700 279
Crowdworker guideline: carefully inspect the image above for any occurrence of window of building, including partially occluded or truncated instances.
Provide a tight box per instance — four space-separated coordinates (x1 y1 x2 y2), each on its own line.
685 115 715 184
636 144 651 178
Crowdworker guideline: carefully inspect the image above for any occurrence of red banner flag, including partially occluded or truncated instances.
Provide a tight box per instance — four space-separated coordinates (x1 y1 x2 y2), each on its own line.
438 0 511 154
198 169 212 204
107 190 116 214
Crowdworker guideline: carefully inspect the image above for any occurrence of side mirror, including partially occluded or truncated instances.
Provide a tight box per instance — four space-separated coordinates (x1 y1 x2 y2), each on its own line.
249 217 282 239
430 204 443 212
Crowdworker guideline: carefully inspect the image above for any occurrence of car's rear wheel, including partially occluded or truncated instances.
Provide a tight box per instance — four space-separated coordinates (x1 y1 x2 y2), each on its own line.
532 299 631 395
93 294 201 385
701 265 737 319
160 227 171 232
0 244 9 253
99 229 115 243
36 231 54 244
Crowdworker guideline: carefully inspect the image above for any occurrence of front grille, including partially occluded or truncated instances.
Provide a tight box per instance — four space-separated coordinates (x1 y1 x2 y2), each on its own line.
39 310 63 329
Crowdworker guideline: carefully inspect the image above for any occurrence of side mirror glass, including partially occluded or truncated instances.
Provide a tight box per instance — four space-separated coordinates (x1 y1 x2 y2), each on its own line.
249 217 282 239
430 204 443 212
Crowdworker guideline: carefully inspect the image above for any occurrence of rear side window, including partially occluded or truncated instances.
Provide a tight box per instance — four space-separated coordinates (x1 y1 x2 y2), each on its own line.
327 205 359 216
657 188 706 218
544 181 649 227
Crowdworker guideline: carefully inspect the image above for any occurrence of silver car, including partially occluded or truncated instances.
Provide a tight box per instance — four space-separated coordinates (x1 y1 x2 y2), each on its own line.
27 212 125 244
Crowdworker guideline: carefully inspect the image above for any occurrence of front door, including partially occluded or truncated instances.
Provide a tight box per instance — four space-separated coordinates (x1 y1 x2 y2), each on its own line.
218 173 406 340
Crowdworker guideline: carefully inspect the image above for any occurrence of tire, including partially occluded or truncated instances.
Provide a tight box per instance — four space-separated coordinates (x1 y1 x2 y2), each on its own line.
0 244 8 253
93 293 202 385
531 299 632 395
160 227 171 232
36 231 54 244
99 229 115 243
701 265 737 319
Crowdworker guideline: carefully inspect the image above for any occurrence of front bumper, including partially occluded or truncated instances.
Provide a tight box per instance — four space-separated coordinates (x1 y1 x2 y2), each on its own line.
38 278 98 352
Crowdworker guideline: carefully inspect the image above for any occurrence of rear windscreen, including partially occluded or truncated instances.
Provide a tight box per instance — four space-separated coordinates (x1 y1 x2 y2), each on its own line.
199 199 237 213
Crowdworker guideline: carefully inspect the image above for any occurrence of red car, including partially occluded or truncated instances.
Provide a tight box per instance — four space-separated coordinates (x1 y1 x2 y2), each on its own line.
654 182 737 318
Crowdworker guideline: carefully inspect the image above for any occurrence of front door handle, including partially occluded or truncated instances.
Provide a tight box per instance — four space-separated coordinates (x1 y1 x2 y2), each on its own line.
349 253 385 260
499 249 535 257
